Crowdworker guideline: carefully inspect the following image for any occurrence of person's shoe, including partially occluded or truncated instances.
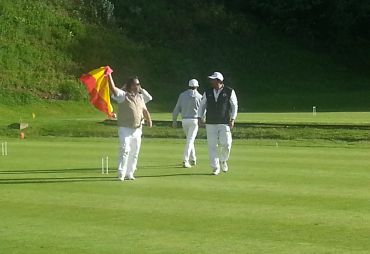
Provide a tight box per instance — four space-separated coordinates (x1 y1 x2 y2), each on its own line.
221 161 228 172
190 160 197 166
124 173 136 180
212 167 220 175
118 171 125 181
126 175 135 180
183 161 192 168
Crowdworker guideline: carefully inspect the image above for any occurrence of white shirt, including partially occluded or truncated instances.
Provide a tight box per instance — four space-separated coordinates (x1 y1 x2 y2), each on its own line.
213 88 223 102
198 86 238 120
111 88 152 105
140 88 153 104
111 89 126 104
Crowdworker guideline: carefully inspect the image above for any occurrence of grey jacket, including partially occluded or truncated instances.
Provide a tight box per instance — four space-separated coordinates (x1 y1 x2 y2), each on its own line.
172 89 202 121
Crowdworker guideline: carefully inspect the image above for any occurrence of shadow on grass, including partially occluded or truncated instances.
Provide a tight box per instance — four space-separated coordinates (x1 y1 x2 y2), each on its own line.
0 169 212 184
100 119 370 129
100 119 172 127
0 176 115 184
0 168 97 175
138 173 211 178
0 164 183 175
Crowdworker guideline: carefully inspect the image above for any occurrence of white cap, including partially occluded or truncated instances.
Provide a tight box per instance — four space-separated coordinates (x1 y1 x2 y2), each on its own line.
208 72 224 81
188 79 199 87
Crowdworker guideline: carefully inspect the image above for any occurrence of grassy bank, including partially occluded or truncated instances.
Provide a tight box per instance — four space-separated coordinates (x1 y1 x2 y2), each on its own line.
1 0 370 112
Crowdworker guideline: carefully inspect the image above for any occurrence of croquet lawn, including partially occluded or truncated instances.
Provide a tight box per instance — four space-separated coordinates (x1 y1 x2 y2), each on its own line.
1 137 370 253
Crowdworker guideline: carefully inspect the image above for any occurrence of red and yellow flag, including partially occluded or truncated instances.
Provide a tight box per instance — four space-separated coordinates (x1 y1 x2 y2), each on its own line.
80 66 114 117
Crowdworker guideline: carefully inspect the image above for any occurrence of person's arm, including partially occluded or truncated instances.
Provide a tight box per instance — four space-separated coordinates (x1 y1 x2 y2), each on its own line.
197 92 207 126
108 74 126 103
172 95 182 128
108 74 120 98
143 108 152 128
229 90 238 128
140 88 153 104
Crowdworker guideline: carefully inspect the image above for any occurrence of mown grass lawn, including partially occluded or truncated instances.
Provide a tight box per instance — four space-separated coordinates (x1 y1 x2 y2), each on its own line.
1 137 369 253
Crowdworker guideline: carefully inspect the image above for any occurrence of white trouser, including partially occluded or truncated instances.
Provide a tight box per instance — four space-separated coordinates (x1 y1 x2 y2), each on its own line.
182 119 199 163
118 127 142 178
205 124 232 169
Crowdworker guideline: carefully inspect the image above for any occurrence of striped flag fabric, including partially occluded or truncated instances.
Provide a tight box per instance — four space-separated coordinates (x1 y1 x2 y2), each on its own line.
80 66 114 117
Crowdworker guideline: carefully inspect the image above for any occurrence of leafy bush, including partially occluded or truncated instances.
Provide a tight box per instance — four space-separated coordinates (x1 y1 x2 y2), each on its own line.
110 0 242 46
77 0 115 24
225 0 370 44
0 87 40 105
58 80 87 101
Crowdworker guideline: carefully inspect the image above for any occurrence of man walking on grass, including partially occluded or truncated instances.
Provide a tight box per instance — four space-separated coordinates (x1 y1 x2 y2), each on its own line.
172 79 203 168
198 72 238 175
108 71 152 181
117 79 152 175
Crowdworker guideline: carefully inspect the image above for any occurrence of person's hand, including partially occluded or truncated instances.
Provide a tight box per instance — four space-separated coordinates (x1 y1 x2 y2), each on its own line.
147 119 153 128
104 66 113 76
229 119 235 129
172 121 177 128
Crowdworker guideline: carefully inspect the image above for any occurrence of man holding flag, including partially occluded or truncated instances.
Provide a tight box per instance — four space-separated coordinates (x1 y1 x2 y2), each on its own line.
107 69 152 181
80 66 152 181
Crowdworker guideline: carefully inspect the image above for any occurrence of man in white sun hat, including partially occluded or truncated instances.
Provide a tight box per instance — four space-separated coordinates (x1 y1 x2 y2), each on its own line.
172 79 203 168
198 72 238 175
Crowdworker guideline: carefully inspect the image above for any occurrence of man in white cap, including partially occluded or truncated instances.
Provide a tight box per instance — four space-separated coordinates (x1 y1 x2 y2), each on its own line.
198 72 238 175
172 79 203 168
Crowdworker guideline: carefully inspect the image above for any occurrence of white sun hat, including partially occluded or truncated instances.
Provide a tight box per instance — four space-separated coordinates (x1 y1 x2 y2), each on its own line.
188 79 199 87
208 72 224 81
